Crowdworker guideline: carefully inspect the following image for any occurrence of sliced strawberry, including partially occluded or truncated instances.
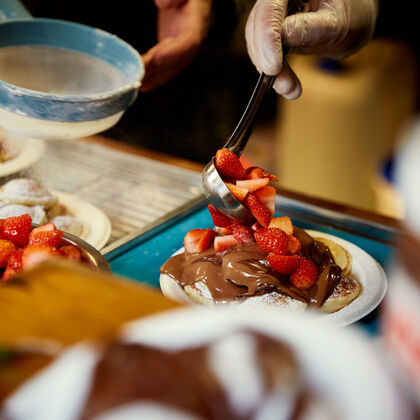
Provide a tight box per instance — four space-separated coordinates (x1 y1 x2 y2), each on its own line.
21 244 61 270
232 225 254 244
214 235 239 253
254 228 289 255
236 178 270 192
29 230 63 248
2 249 24 282
2 214 32 246
2 266 17 283
243 193 272 228
214 226 233 236
267 254 301 275
244 166 278 182
207 204 233 228
225 182 248 202
268 216 293 235
251 221 263 232
60 245 82 262
28 223 57 242
290 258 318 289
0 219 4 239
215 148 246 180
254 186 276 215
0 239 18 268
287 235 302 255
184 228 216 253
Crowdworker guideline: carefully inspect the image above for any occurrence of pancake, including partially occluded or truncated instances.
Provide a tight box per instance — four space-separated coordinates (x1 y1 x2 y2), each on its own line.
160 233 360 314
0 179 57 208
0 204 47 225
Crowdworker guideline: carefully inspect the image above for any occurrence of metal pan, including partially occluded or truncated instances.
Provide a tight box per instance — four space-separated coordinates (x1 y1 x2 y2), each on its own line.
0 0 144 139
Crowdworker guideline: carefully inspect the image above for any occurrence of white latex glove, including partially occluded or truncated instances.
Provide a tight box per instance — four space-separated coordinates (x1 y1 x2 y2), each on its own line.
245 0 378 99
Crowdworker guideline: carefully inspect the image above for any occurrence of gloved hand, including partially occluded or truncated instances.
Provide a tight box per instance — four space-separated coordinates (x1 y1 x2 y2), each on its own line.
245 0 378 99
140 0 212 92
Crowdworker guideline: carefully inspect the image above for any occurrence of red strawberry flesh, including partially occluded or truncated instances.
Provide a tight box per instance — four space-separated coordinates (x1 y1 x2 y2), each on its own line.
232 225 254 244
0 239 18 268
184 228 216 253
3 214 32 246
243 193 272 228
268 216 294 236
214 235 238 253
290 258 319 289
207 204 233 228
254 228 289 255
215 148 246 180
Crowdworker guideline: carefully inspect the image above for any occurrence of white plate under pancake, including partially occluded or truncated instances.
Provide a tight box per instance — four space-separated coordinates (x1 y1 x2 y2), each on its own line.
53 191 111 251
0 131 45 177
160 230 387 328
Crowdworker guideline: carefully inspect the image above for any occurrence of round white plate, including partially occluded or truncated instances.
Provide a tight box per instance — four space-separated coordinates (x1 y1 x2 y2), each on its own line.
160 230 387 327
0 133 46 177
53 191 112 251
305 230 387 327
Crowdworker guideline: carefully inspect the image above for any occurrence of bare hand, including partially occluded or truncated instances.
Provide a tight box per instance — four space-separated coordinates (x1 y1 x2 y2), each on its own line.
140 0 212 92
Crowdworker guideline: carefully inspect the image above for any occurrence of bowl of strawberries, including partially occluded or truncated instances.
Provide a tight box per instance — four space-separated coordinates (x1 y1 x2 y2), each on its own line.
0 214 110 282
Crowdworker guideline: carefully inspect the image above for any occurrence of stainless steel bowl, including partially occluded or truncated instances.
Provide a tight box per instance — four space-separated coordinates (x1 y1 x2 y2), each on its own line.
30 224 111 272
60 231 111 272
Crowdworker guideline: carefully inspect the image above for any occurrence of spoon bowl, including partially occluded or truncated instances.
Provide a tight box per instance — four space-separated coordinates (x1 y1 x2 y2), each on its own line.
202 158 253 222
201 74 275 221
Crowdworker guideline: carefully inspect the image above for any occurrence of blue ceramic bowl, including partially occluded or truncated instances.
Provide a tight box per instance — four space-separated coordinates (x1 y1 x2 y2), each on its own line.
0 0 144 139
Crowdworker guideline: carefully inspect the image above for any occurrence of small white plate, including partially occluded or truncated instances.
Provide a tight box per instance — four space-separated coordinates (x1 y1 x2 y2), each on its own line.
305 230 387 327
0 133 46 177
160 230 387 327
53 191 112 251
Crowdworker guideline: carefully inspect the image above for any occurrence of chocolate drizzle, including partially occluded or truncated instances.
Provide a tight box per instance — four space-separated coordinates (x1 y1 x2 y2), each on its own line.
160 227 342 308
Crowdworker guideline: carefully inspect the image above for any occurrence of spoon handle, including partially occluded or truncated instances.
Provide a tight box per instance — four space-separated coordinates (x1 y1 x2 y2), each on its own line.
222 0 303 157
223 72 276 157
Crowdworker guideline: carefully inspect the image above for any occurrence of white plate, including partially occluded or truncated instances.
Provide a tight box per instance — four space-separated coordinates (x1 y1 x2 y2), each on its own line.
53 191 112 251
160 230 387 328
305 230 387 327
0 132 46 177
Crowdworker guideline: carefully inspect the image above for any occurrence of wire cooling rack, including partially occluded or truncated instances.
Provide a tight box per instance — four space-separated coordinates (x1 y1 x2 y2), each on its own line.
26 138 203 252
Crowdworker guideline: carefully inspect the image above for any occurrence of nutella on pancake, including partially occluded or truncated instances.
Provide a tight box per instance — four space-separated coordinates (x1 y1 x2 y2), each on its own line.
160 149 360 313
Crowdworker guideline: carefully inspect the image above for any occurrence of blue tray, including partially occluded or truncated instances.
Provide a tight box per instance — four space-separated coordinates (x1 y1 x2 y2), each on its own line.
106 200 395 336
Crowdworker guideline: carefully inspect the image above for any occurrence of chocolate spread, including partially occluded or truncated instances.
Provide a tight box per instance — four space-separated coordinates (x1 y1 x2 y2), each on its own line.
160 227 342 308
80 332 309 420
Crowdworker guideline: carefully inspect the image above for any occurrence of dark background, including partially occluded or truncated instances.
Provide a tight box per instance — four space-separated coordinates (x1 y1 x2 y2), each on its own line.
22 0 420 163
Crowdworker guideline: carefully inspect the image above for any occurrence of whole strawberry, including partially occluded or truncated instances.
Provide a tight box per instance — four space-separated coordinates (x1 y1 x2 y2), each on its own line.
254 228 289 255
2 214 32 247
290 258 319 289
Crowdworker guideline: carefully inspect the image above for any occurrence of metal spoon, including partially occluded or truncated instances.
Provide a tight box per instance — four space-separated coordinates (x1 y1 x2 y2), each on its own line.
201 72 276 222
202 0 303 222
